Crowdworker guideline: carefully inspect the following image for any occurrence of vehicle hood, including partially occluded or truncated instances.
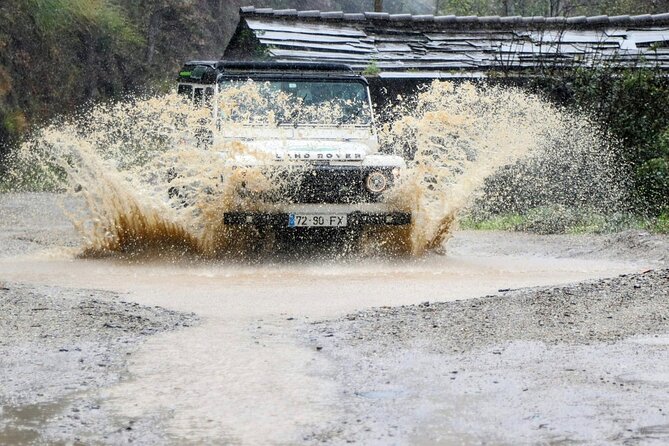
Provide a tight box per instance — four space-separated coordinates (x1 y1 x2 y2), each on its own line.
246 139 369 162
219 126 379 163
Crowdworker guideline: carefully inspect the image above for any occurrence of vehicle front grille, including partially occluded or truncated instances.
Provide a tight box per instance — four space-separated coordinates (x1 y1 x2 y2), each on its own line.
266 165 393 204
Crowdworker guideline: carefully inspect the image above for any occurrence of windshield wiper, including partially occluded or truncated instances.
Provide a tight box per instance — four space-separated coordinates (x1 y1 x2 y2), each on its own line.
338 107 364 127
277 109 301 126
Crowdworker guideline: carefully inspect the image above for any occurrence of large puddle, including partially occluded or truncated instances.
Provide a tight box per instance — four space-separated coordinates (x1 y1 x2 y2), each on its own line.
0 227 645 443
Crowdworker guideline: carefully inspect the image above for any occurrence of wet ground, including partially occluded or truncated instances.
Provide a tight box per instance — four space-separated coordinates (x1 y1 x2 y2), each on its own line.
0 283 196 445
1 192 668 445
309 270 669 444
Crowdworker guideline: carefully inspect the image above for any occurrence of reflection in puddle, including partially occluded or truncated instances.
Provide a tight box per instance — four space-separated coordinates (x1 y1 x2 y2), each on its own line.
0 401 67 445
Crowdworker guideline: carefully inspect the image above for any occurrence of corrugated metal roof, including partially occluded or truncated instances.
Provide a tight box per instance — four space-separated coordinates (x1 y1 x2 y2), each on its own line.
225 6 669 77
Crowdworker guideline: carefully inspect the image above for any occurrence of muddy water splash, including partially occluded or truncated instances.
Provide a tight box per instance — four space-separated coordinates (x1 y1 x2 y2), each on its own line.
380 81 622 254
7 81 619 258
8 92 275 258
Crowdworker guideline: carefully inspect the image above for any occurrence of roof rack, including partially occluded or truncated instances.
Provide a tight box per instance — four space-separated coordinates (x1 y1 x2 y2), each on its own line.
216 61 355 73
183 60 218 66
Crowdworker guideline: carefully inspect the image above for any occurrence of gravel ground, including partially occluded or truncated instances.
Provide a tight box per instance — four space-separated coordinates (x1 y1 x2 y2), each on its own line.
447 229 669 265
0 193 81 259
306 269 669 445
0 282 197 445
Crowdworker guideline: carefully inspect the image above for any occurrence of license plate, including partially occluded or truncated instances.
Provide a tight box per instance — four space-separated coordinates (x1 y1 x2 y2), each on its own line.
288 214 347 227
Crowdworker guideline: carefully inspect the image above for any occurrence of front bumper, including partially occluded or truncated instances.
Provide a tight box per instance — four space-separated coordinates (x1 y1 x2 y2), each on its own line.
224 211 411 227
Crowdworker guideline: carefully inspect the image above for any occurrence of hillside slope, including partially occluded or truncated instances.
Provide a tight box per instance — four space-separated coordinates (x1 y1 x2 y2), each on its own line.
0 0 248 157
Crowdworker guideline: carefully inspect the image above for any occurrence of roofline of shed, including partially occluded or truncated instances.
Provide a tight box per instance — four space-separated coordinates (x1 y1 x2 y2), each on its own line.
239 5 669 29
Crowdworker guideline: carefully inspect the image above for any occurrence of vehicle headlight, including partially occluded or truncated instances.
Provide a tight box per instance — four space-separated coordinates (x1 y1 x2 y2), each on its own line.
366 171 388 194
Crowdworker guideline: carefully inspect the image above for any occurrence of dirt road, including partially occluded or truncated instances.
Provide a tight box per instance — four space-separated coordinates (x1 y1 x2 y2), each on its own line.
1 192 667 444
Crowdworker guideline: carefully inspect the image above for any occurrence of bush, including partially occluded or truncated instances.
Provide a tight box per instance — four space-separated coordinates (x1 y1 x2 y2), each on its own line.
461 206 661 235
29 0 141 44
531 68 669 215
570 69 669 164
655 211 669 233
636 157 669 214
513 205 582 234
458 213 524 231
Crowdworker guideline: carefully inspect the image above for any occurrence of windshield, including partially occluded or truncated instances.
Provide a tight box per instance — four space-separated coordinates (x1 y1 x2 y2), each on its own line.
217 79 372 126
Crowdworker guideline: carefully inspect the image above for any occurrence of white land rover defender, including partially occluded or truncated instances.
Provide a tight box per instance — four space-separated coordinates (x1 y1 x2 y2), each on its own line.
176 61 411 249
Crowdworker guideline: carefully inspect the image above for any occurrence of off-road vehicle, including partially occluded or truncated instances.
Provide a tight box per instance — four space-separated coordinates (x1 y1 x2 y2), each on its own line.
177 61 411 251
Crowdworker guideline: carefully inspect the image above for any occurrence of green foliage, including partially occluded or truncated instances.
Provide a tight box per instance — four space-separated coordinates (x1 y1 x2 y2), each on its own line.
566 69 669 214
0 0 148 155
437 0 503 16
28 0 142 45
462 66 669 228
2 110 28 137
570 69 669 165
435 0 669 16
462 207 667 234
516 205 587 234
527 68 669 216
0 163 66 193
658 128 669 158
636 157 669 213
362 61 381 76
654 211 669 233
459 213 524 231
236 27 270 59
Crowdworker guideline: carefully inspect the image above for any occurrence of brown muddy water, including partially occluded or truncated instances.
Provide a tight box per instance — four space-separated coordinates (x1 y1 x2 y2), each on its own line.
0 81 641 443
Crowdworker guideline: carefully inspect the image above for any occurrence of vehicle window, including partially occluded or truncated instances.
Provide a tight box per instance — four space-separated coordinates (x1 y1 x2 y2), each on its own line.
191 87 214 108
218 79 372 126
177 84 193 99
193 87 203 106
